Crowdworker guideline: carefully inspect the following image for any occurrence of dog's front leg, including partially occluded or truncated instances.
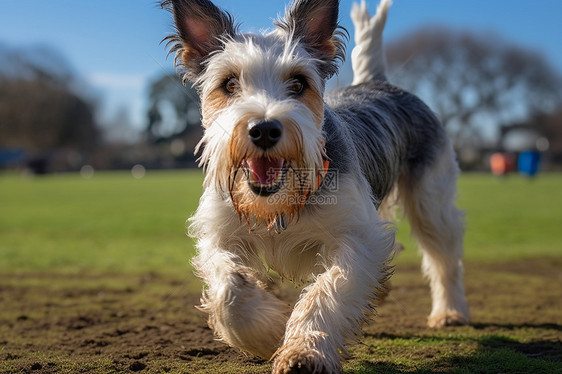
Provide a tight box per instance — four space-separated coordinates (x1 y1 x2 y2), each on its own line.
272 220 394 374
193 243 289 359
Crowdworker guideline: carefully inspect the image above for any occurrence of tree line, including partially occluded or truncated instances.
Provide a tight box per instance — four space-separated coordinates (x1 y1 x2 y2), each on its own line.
1 27 561 172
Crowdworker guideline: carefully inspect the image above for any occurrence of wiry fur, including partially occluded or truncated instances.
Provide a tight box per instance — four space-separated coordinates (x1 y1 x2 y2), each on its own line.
351 0 391 83
274 0 348 79
162 0 469 372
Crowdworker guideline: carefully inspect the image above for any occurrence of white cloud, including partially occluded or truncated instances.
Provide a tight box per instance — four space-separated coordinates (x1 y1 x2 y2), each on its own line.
88 72 147 90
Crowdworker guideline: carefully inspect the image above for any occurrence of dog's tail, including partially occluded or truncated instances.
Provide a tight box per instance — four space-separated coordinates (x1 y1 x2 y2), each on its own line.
351 0 392 85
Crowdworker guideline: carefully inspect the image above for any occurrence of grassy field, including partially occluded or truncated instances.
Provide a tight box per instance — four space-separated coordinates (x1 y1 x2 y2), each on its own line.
1 171 561 373
0 171 203 276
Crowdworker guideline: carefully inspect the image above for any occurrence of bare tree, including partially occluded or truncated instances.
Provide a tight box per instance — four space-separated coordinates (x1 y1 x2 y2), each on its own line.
0 45 99 154
386 28 562 148
146 73 201 143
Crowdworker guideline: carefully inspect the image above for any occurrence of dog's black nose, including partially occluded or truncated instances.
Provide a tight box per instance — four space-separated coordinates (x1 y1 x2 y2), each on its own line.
248 120 283 150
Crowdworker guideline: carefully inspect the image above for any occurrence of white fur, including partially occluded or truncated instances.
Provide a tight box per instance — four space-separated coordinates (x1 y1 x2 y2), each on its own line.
190 177 394 371
351 0 392 84
398 143 470 327
195 35 325 192
182 0 468 373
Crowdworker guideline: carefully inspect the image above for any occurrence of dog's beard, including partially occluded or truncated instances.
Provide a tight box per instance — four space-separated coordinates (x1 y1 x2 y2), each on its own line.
198 129 325 228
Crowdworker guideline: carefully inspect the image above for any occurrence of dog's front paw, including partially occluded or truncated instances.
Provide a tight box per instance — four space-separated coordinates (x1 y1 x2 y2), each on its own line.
427 311 469 328
271 350 326 374
271 342 340 374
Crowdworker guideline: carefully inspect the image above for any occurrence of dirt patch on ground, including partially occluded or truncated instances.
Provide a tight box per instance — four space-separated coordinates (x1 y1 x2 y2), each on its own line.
0 272 269 373
1 259 561 373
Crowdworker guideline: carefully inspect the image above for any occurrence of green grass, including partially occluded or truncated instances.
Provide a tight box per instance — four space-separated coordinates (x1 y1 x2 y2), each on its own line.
1 171 561 373
395 173 562 264
0 170 203 275
1 171 562 273
349 334 562 373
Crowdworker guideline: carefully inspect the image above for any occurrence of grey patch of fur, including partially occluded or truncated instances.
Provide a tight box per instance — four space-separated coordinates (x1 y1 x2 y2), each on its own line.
322 80 447 204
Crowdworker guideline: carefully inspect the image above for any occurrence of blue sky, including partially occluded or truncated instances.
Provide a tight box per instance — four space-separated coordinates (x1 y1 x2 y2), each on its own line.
1 0 561 134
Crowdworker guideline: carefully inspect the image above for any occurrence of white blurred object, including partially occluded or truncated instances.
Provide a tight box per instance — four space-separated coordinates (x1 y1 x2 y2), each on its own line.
80 165 95 179
536 137 550 152
131 164 146 179
170 138 186 156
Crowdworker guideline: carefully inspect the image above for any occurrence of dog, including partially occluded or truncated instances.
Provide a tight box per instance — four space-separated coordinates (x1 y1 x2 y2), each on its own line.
162 0 470 372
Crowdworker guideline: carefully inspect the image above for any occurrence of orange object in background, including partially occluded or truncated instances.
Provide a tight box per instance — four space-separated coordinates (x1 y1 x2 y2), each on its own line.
490 153 515 175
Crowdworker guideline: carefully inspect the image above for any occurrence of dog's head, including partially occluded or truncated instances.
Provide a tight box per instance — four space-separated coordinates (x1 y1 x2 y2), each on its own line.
163 0 346 227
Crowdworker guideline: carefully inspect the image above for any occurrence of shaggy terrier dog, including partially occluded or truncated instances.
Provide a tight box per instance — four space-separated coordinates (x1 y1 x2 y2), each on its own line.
162 0 469 372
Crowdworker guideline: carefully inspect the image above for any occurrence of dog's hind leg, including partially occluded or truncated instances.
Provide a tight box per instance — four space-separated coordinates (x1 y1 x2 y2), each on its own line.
399 142 470 328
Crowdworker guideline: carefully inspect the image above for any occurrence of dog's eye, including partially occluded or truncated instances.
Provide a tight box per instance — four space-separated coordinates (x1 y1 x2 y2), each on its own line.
288 75 306 96
224 77 240 94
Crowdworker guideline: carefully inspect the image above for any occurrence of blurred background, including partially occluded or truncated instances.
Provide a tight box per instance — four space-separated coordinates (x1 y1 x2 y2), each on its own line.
1 0 561 175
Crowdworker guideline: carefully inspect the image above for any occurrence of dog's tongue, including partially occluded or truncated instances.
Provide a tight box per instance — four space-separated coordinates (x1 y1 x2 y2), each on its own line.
247 157 284 185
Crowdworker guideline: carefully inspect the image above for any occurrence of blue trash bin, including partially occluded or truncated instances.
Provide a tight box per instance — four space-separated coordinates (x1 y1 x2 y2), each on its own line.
518 151 541 177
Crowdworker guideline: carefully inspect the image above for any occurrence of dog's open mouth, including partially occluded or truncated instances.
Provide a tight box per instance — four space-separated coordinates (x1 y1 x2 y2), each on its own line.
245 157 286 196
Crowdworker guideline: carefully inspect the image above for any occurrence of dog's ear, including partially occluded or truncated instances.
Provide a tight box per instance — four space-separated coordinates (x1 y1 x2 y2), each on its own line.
162 0 236 82
276 0 346 78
